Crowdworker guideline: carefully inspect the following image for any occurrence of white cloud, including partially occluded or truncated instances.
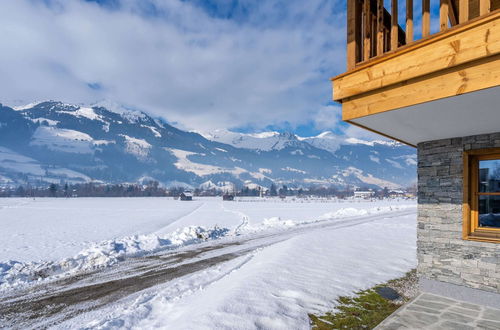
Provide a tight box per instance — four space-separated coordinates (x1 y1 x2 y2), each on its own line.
0 0 346 131
313 105 342 131
342 124 390 142
386 159 404 169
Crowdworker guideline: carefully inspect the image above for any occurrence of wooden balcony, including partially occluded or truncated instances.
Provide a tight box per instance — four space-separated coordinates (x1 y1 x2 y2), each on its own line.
332 0 500 146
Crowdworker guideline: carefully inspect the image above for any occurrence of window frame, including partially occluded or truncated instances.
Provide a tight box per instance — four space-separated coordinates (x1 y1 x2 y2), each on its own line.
463 148 500 243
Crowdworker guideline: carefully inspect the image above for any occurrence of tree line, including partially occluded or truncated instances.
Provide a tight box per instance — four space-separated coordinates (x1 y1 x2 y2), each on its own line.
0 181 414 198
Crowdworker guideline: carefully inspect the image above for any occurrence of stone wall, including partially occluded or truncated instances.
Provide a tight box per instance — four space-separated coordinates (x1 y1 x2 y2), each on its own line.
418 133 500 294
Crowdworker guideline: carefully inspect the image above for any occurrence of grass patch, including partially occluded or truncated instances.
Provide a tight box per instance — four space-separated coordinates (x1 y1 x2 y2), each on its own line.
309 270 417 330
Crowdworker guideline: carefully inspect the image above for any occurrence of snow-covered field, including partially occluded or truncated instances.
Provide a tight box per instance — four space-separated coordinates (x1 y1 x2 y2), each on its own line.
0 197 414 263
0 197 417 329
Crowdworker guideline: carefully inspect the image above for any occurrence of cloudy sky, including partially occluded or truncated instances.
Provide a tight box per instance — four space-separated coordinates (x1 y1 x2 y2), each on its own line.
0 0 388 138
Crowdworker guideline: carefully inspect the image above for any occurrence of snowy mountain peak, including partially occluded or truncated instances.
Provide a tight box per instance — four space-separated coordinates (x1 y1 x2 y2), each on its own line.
205 129 343 153
0 101 416 189
201 129 301 151
248 131 280 139
345 137 401 147
315 131 336 139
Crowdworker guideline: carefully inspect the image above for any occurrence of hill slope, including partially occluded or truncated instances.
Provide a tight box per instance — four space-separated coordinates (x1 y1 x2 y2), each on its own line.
0 101 416 189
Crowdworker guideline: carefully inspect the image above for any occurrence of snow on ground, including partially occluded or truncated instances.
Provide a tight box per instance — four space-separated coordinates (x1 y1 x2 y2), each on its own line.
0 225 230 289
0 197 415 264
0 197 417 328
75 211 417 330
0 198 205 262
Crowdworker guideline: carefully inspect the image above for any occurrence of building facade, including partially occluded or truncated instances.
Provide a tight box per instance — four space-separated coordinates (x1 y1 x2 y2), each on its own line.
333 0 500 305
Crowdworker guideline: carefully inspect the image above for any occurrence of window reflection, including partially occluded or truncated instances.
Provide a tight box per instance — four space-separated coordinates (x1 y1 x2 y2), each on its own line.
479 195 500 228
479 160 500 193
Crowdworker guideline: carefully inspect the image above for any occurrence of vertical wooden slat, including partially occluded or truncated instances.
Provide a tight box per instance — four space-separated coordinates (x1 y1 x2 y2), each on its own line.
406 0 414 43
440 0 449 31
347 0 359 70
355 1 362 62
447 0 458 26
363 0 372 61
371 14 377 57
377 0 384 55
459 0 469 23
480 0 490 15
391 0 398 50
422 0 431 37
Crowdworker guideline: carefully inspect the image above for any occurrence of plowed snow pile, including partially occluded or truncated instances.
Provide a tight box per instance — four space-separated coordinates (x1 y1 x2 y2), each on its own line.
0 197 416 291
0 226 229 290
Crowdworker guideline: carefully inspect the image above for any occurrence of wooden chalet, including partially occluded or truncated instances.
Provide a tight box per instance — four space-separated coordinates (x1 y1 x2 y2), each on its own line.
222 194 235 201
179 191 193 201
333 0 500 313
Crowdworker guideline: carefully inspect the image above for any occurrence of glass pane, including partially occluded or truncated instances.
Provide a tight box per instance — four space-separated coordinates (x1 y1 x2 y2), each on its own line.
479 159 500 193
479 195 500 228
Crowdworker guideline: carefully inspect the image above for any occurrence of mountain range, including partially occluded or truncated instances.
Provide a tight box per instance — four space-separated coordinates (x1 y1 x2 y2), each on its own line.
0 101 416 190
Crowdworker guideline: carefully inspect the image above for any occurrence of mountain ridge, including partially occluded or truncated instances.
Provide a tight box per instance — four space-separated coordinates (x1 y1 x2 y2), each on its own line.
0 101 416 190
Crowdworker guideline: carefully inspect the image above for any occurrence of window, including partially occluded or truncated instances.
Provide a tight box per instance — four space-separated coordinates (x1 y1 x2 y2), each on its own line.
464 149 500 242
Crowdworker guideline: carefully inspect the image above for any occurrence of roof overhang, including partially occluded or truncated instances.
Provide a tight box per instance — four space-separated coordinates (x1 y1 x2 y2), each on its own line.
348 86 500 147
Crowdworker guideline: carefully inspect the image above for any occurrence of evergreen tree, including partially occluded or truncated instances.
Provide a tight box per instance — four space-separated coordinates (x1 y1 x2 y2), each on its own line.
49 183 58 197
269 183 278 196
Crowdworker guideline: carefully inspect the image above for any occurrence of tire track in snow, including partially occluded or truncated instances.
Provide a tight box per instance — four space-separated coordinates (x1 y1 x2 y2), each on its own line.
153 202 206 235
0 208 416 329
0 241 270 329
87 252 259 329
220 202 250 234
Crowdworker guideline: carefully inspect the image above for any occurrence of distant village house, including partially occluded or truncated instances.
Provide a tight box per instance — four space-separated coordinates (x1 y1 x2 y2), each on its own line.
179 191 193 201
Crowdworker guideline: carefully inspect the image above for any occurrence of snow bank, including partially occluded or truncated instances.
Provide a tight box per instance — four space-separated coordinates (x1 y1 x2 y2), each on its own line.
75 213 417 329
0 200 415 291
318 204 415 220
0 226 229 290
238 204 416 233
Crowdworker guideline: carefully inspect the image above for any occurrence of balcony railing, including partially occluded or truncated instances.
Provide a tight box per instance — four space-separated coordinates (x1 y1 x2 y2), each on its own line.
346 0 500 70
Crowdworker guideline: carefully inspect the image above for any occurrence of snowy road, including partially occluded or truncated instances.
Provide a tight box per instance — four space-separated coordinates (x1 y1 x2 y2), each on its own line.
0 207 417 329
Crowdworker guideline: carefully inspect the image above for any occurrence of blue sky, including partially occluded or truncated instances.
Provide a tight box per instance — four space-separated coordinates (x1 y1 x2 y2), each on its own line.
0 0 388 139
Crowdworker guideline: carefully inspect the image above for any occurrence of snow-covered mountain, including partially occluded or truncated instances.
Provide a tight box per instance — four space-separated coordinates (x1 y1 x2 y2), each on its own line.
0 101 416 190
202 129 400 154
200 129 307 151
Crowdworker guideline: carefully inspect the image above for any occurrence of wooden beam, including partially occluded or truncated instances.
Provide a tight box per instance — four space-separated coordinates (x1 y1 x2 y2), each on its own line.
480 0 491 15
333 12 500 101
440 0 449 31
459 0 469 23
341 54 500 121
364 0 372 61
422 0 431 37
391 0 399 50
406 0 414 43
377 0 385 55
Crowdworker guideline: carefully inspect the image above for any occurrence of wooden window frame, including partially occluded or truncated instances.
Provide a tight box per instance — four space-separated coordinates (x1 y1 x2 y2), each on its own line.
463 148 500 243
